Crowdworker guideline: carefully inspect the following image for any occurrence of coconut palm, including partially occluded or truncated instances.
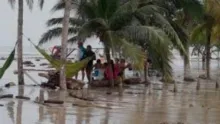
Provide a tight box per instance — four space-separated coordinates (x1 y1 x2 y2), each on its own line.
191 0 220 79
168 0 204 81
8 0 45 85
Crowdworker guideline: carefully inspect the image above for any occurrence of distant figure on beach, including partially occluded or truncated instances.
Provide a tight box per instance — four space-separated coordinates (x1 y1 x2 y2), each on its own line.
51 45 61 59
75 41 87 81
84 45 96 83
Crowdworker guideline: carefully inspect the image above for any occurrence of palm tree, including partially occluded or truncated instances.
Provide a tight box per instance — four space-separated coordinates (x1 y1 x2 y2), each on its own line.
39 0 189 83
191 0 220 79
60 0 72 90
168 0 203 81
8 0 44 85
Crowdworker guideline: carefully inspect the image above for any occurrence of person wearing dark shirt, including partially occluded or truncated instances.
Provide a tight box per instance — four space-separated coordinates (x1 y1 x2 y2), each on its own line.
85 45 96 83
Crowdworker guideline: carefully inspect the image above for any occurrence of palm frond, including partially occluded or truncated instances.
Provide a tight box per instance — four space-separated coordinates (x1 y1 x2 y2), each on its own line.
68 36 78 44
211 24 220 42
78 18 107 40
47 17 84 27
38 0 44 9
0 46 16 79
115 0 139 14
191 23 207 43
8 0 16 9
39 27 78 45
205 0 220 21
152 13 186 55
104 31 146 70
51 0 79 12
26 0 34 10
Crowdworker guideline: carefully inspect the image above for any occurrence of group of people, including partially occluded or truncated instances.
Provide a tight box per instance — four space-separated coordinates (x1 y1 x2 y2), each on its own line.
51 41 131 85
76 42 131 85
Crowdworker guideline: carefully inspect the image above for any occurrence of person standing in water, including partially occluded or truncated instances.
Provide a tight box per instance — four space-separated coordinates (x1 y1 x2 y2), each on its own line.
85 45 96 83
75 41 86 81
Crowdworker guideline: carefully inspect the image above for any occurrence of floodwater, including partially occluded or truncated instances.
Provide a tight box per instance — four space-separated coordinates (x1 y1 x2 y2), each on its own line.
1 80 220 124
1 53 220 124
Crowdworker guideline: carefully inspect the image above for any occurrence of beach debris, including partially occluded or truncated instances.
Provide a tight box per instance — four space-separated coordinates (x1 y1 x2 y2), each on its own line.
0 57 6 60
15 96 31 100
69 93 94 101
216 80 219 89
0 94 13 99
196 78 200 90
35 58 40 61
125 91 144 95
5 82 16 88
23 61 33 65
25 64 35 67
199 74 207 79
72 103 89 107
38 73 49 79
184 77 195 82
173 81 177 92
13 70 18 75
189 104 194 107
40 63 49 66
40 71 84 90
44 100 64 104
123 78 142 85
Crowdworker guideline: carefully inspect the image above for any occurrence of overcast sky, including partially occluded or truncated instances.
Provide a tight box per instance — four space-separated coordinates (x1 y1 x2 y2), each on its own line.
0 0 101 49
0 0 61 46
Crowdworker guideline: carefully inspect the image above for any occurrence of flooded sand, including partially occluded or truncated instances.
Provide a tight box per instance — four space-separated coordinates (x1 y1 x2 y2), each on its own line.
1 80 220 124
1 52 220 124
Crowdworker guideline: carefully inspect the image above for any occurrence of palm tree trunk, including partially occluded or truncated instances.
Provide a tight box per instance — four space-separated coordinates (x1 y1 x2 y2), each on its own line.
60 0 71 90
16 86 24 124
104 47 114 88
183 42 193 81
206 31 211 79
17 0 24 85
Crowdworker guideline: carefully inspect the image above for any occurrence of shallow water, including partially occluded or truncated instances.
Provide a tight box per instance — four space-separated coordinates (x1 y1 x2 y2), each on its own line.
0 80 220 124
1 53 220 124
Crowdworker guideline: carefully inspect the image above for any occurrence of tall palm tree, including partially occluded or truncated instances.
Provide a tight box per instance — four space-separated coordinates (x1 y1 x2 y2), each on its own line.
60 0 72 90
8 0 44 85
191 0 220 79
167 0 204 81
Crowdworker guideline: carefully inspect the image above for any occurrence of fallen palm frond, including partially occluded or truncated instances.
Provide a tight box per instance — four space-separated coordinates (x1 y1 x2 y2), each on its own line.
0 45 16 79
30 42 91 78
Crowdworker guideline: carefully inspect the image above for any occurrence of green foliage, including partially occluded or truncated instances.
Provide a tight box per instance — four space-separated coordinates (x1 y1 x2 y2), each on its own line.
0 46 16 79
32 42 91 78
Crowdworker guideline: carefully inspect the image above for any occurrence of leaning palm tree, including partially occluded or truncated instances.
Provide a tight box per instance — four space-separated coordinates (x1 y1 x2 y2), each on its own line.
8 0 44 85
191 0 220 79
168 0 204 81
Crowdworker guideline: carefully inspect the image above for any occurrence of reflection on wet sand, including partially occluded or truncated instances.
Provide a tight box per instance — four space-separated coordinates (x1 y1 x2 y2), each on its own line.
3 77 220 124
16 86 24 124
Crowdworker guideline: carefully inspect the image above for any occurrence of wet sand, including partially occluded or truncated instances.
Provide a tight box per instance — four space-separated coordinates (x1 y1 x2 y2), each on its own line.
1 57 220 124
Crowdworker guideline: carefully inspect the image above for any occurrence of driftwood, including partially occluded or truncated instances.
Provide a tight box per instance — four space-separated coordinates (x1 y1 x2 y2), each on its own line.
40 72 84 90
0 94 13 99
69 93 94 101
38 73 49 79
123 78 142 85
44 100 64 104
15 96 31 100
